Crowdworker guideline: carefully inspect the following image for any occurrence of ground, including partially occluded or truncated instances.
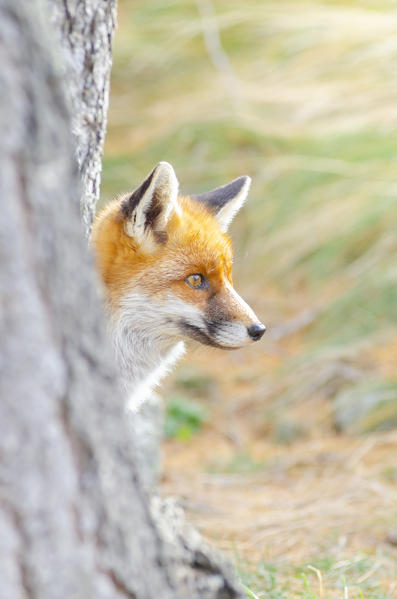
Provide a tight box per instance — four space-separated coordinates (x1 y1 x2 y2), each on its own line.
161 341 397 597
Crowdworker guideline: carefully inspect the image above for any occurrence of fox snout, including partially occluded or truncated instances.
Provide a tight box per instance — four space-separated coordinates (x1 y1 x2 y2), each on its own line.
207 281 265 347
180 314 265 350
178 282 265 350
247 323 266 341
201 316 266 349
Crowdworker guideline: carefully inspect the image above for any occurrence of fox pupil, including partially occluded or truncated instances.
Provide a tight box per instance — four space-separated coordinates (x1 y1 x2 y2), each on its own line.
186 274 204 289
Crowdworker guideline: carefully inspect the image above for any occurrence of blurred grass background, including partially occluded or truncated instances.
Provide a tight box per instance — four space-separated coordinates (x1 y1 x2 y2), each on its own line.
102 1 397 596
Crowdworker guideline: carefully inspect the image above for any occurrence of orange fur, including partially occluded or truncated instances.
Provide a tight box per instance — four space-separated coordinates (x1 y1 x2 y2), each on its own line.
92 195 234 311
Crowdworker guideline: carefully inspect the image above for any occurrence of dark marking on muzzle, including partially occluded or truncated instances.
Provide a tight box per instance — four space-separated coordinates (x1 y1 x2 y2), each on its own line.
205 319 226 338
179 320 232 349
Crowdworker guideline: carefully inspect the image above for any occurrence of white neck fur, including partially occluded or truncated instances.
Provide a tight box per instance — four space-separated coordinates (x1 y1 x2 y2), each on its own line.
108 293 187 410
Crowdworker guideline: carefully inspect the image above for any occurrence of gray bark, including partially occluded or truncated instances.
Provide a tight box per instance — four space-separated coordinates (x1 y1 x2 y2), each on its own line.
0 2 172 597
0 1 243 598
48 0 116 236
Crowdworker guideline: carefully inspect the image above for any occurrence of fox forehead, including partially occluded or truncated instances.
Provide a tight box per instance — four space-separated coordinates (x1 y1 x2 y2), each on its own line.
137 198 234 293
93 194 234 303
166 195 233 278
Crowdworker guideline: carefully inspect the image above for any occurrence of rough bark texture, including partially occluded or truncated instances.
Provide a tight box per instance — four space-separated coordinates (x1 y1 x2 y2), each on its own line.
126 392 165 492
0 1 243 598
48 0 116 236
0 2 173 597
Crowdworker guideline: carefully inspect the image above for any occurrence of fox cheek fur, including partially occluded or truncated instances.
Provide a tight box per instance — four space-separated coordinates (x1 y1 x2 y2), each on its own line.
92 162 265 405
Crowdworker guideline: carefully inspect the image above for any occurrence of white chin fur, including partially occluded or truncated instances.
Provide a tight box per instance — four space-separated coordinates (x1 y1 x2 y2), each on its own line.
116 290 252 349
111 292 202 409
212 322 251 348
117 291 205 339
111 291 252 409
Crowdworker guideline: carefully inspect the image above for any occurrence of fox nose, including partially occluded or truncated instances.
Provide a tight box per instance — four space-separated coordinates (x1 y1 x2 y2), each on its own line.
247 323 266 341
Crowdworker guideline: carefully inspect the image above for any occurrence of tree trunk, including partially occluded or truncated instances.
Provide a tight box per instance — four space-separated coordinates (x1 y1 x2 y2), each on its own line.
0 2 174 597
47 0 116 236
0 1 242 598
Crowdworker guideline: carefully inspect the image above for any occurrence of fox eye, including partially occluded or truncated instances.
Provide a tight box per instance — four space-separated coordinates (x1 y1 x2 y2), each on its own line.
185 273 206 289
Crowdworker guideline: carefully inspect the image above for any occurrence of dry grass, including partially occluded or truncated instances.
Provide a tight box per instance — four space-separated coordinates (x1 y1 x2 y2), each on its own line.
160 336 397 596
163 432 397 596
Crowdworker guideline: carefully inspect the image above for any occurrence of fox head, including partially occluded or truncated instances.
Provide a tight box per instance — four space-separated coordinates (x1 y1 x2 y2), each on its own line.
92 162 265 352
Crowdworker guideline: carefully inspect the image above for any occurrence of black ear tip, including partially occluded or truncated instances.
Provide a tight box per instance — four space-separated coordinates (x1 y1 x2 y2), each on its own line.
225 176 251 195
223 175 251 198
237 175 251 187
190 174 251 213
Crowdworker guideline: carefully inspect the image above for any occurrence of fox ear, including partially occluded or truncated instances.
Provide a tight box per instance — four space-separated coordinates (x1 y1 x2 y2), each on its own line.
191 176 251 232
121 162 178 251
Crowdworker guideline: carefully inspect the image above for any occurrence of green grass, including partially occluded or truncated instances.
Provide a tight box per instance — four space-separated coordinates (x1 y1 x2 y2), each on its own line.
237 551 397 598
164 396 207 440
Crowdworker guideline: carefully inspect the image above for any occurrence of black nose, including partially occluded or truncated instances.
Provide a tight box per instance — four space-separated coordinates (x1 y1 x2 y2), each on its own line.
247 323 266 341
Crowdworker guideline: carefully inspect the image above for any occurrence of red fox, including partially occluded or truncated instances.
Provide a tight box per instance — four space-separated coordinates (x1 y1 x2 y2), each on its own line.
92 162 265 407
